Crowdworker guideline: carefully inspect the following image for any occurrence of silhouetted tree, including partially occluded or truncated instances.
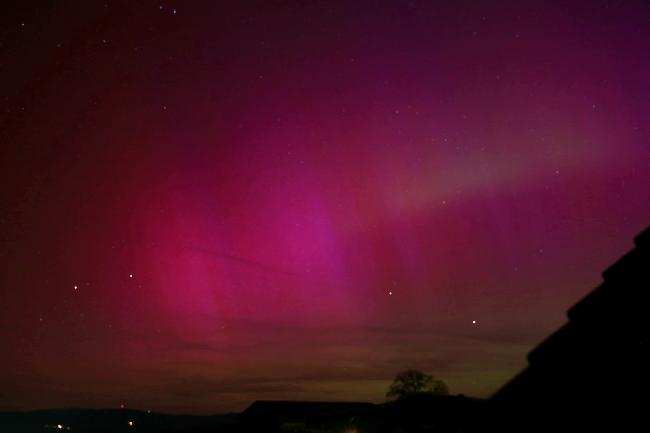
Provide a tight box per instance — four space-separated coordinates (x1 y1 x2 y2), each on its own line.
386 369 449 399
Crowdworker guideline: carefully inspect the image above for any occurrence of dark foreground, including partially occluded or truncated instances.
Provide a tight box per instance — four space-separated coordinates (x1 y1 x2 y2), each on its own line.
0 409 237 433
0 395 482 433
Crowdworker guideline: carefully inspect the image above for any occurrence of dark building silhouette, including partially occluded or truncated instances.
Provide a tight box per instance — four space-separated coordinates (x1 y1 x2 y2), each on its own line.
382 394 483 433
240 401 381 432
240 396 483 433
480 226 650 432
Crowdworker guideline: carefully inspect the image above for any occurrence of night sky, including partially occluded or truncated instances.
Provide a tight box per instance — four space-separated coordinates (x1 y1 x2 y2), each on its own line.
2 0 650 414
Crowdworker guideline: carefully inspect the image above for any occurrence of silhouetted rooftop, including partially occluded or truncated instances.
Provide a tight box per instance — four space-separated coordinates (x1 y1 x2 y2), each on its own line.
483 225 650 432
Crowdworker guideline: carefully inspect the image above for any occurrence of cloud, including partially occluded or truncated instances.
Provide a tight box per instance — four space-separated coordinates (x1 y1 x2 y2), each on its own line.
160 376 306 400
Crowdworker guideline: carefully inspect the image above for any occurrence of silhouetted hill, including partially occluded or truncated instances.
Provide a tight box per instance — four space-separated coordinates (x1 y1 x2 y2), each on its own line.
0 409 237 433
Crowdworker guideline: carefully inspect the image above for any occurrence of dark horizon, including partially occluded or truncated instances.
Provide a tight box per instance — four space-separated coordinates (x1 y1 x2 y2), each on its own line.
2 0 650 415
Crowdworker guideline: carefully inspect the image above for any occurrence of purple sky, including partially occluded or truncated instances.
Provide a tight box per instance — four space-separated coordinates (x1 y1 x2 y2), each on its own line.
1 0 650 414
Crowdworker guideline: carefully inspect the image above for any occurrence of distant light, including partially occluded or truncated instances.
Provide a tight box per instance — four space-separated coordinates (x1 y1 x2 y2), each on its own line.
57 425 63 430
129 273 133 278
472 320 476 324
73 285 78 290
120 403 126 409
128 420 134 427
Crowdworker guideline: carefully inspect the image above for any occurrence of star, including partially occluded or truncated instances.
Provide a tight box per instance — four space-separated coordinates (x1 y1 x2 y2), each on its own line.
388 291 393 296
73 285 78 290
129 273 133 278
472 320 477 325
